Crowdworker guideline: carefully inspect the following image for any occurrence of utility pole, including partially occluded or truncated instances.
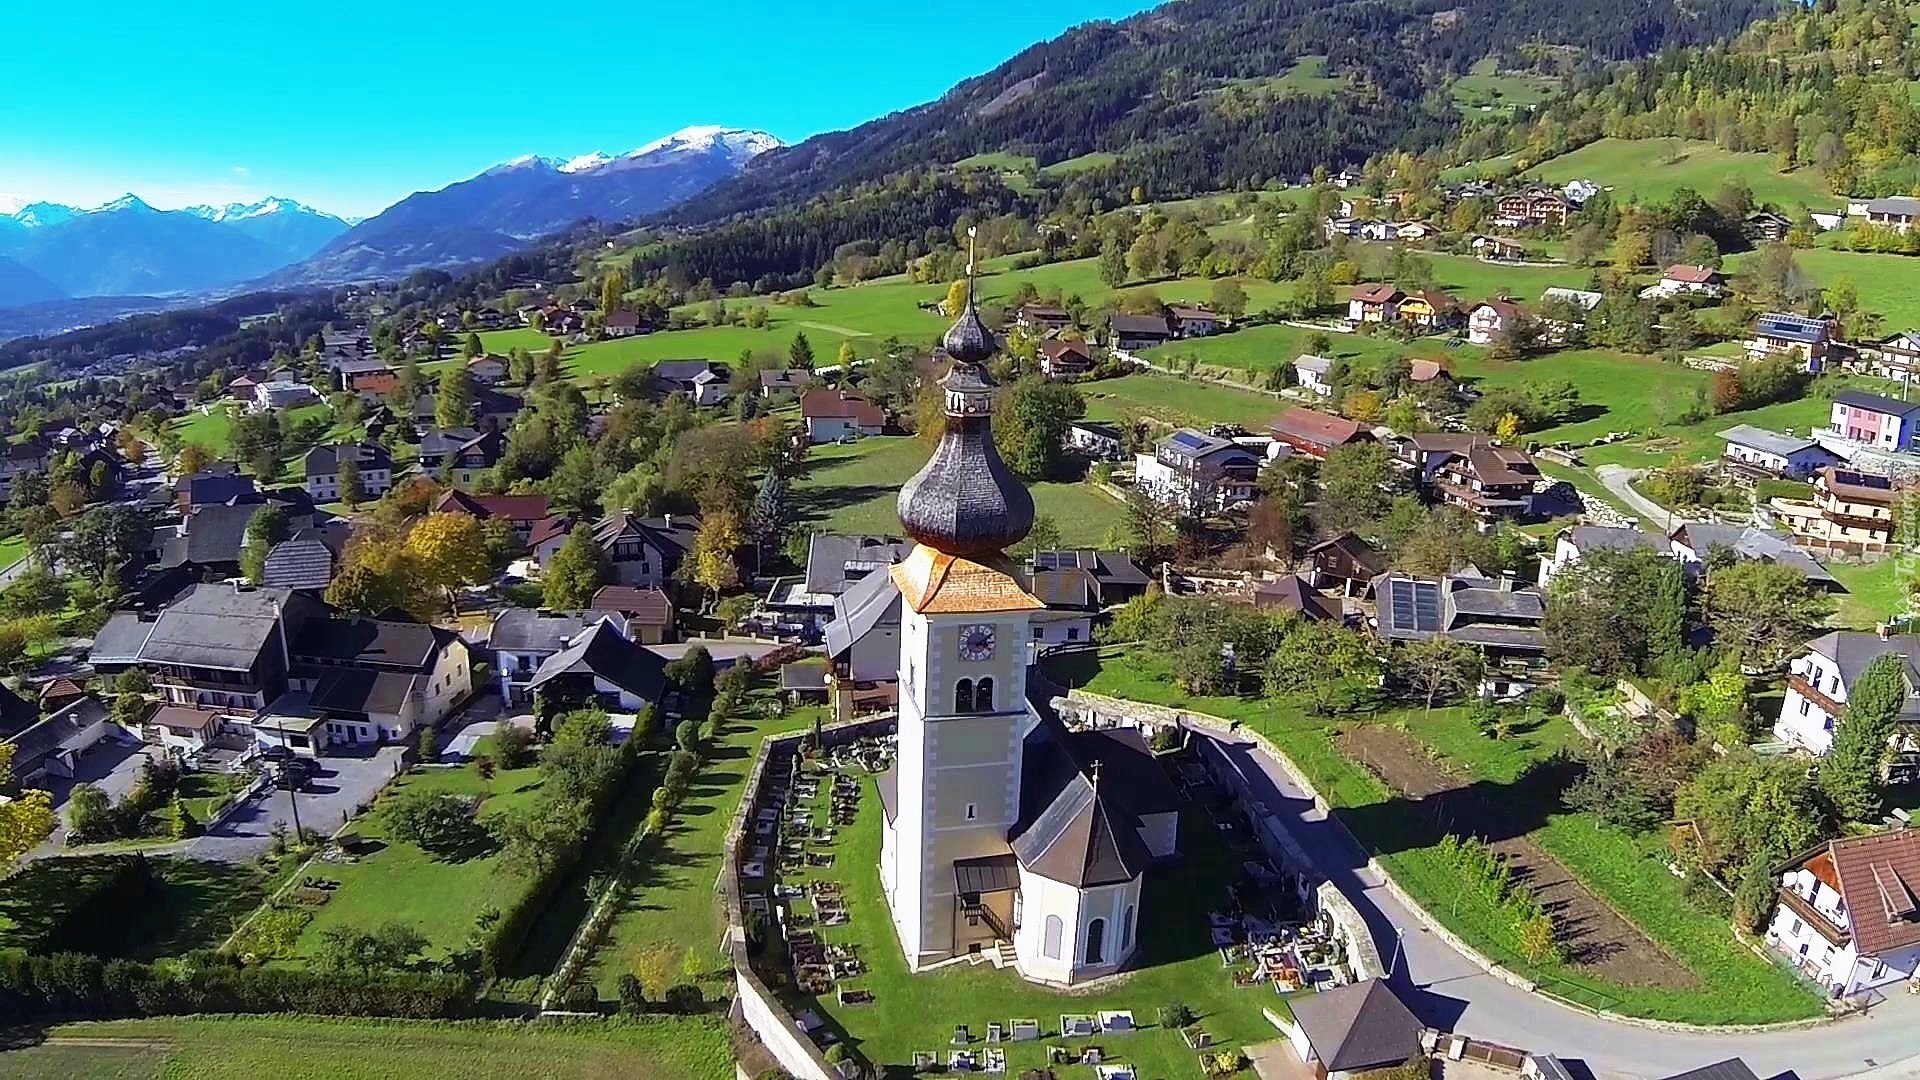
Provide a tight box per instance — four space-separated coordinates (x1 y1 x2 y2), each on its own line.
1387 927 1406 979
275 717 304 842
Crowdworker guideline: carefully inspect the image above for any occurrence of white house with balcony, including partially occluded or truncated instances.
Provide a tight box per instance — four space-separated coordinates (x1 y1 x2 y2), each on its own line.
1765 832 1920 997
1775 631 1920 755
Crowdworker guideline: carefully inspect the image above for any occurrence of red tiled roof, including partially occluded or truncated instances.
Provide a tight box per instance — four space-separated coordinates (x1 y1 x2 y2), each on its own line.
354 372 400 395
1271 406 1364 448
1408 359 1446 382
1040 339 1093 362
1474 299 1526 323
801 389 885 426
1350 283 1403 304
588 585 672 623
528 514 575 548
1815 831 1920 956
1663 264 1722 284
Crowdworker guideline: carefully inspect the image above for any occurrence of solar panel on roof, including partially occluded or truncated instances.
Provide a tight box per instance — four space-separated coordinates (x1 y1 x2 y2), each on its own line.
1412 582 1442 632
1170 431 1209 450
1389 579 1416 630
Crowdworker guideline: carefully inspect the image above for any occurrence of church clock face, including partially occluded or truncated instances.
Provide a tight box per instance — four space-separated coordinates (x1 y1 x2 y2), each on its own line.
958 623 996 662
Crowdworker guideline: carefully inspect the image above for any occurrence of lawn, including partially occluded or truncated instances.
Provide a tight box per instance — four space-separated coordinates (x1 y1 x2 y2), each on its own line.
1047 648 1824 1025
1081 373 1285 429
793 435 1125 546
584 697 823 999
1725 246 1920 329
176 771 247 822
1451 58 1559 113
773 759 1286 1076
286 760 547 965
0 531 29 570
1525 138 1835 211
1248 54 1344 97
1 1015 733 1080
0 854 274 960
1829 558 1910 630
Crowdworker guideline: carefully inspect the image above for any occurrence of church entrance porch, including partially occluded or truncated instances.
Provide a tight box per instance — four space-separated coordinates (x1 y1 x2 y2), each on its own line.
954 853 1020 957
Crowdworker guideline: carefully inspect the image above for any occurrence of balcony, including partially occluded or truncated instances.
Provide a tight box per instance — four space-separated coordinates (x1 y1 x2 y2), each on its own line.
1788 674 1844 718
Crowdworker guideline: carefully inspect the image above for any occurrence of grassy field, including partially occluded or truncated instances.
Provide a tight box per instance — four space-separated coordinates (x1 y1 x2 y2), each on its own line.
1256 54 1344 97
1040 151 1119 175
1050 648 1824 1024
1725 246 1920 329
287 760 546 964
1525 138 1833 211
794 435 1125 545
1082 373 1285 429
1830 558 1909 629
584 698 823 999
779 763 1287 1075
0 854 273 960
1451 58 1559 113
0 1016 733 1080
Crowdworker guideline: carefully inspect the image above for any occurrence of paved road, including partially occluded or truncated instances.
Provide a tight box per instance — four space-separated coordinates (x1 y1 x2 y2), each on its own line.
1197 731 1920 1080
182 746 406 862
1594 464 1680 534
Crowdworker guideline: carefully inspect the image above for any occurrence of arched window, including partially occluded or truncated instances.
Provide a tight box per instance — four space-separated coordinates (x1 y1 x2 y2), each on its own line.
1122 905 1136 953
954 678 974 713
1042 915 1064 960
975 677 994 712
1085 917 1107 964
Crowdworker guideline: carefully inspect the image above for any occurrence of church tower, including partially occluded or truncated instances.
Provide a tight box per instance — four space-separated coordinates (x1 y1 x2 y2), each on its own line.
883 234 1045 969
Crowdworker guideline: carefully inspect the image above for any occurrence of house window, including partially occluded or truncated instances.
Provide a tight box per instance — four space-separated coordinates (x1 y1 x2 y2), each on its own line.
1084 917 1106 964
1067 628 1080 641
1043 915 1063 960
1032 627 1044 640
1791 918 1803 936
1122 905 1135 953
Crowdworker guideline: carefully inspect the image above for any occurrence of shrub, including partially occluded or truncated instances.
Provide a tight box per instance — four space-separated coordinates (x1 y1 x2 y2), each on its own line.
473 754 496 780
824 1044 849 1064
662 982 703 1013
675 720 702 754
385 789 482 860
0 951 474 1019
1159 1001 1195 1029
561 981 600 1011
494 724 535 768
616 972 647 1015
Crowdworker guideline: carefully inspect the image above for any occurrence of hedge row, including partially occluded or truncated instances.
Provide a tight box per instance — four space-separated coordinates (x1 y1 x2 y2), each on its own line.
0 950 473 1019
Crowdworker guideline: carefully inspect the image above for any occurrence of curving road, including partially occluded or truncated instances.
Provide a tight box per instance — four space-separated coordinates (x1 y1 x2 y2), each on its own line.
1594 464 1681 535
1197 730 1920 1080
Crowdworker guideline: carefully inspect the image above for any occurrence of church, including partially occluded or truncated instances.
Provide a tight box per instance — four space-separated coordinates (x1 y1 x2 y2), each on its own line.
876 264 1180 986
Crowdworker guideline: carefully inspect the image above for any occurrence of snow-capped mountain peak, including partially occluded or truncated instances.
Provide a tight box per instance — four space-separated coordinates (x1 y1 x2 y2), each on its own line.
626 125 782 163
92 193 154 214
185 197 337 223
0 195 26 216
9 202 78 229
559 151 614 174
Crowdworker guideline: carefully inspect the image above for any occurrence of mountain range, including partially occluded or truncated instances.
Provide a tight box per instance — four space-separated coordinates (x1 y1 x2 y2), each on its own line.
0 125 781 313
267 126 782 286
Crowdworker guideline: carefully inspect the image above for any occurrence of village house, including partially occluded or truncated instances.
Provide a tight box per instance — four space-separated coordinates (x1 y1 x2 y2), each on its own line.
280 615 472 748
1765 832 1920 998
1645 264 1727 299
651 360 730 406
465 354 509 384
1305 531 1386 596
1666 522 1837 588
0 441 49 502
1253 575 1345 622
1167 305 1226 337
1133 429 1263 514
1746 211 1792 243
1346 283 1404 324
227 373 261 401
1417 436 1542 521
1719 424 1840 479
1106 312 1173 351
1065 420 1124 460
334 358 396 396
252 379 319 412
1769 467 1901 553
759 368 810 397
1016 304 1073 334
1397 289 1460 329
1029 549 1150 608
801 388 887 443
1282 980 1425 1080
590 511 701 588
1829 389 1920 452
1865 330 1920 383
760 533 913 637
524 618 668 712
1467 299 1527 346
1371 571 1549 693
261 526 350 592
1269 406 1370 460
1748 312 1834 369
6 698 112 786
1536 524 1665 587
1847 195 1920 234
1470 235 1526 261
603 310 643 338
433 489 551 540
416 427 503 485
1776 630 1920 755
586 585 676 644
303 442 394 502
1493 187 1569 228
1293 354 1336 397
1038 338 1095 379
487 609 595 706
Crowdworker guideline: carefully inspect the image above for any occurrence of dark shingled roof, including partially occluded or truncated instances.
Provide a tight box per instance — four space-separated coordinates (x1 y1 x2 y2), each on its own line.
1660 1061 1762 1080
823 566 902 658
293 617 438 670
160 502 260 568
488 609 590 653
137 584 289 670
896 403 1034 557
6 696 108 777
309 669 418 715
1009 704 1164 888
527 619 667 702
0 681 36 739
262 536 339 590
804 533 911 596
1288 980 1423 1073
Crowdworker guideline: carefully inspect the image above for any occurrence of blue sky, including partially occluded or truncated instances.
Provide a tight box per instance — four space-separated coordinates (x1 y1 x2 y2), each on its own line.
2 1 1154 219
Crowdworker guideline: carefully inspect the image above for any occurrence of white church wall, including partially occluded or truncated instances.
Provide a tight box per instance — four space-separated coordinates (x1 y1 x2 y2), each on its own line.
1014 865 1084 984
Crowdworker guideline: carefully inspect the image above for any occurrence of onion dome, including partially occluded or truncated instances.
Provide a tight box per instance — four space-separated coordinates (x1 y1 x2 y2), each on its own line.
896 282 1034 557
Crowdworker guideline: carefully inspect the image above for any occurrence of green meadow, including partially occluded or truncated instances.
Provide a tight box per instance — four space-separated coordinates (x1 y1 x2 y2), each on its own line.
1525 137 1835 210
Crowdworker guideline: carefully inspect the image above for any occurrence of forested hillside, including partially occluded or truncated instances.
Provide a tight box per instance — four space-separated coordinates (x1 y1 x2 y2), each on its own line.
1452 0 1920 197
673 0 1782 224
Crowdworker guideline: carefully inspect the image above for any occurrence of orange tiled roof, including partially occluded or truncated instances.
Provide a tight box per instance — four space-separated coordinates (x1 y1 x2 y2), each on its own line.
890 545 1043 615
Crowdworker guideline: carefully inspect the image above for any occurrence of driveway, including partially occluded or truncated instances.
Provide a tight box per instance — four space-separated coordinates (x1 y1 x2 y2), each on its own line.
1195 730 1920 1080
1594 464 1680 533
32 732 155 854
182 744 406 863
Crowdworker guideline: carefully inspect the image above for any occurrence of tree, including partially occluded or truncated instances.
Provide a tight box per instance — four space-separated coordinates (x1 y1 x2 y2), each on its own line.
386 789 482 860
544 523 607 609
462 332 483 360
601 269 628 316
405 512 493 615
168 797 199 840
1209 279 1249 319
1704 560 1831 667
1265 622 1375 715
1820 653 1906 822
240 505 291 585
688 506 744 605
175 442 213 478
436 366 477 429
1393 637 1485 711
65 783 114 843
1123 489 1174 561
1544 548 1686 676
0 787 53 868
317 920 429 975
0 566 68 620
1099 238 1128 289
995 379 1085 480
664 644 715 692
789 331 816 369
1018 514 1063 560
63 504 149 587
1675 751 1824 880
338 459 364 507
943 279 969 318
837 341 857 369
1317 442 1402 534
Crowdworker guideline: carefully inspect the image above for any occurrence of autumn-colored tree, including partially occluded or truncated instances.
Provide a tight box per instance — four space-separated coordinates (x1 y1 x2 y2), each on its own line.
175 442 214 477
436 366 476 429
338 459 364 507
544 524 607 610
1710 370 1741 414
326 524 430 618
405 513 493 615
1494 412 1524 442
688 506 744 605
0 787 54 869
837 341 857 368
943 280 969 318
